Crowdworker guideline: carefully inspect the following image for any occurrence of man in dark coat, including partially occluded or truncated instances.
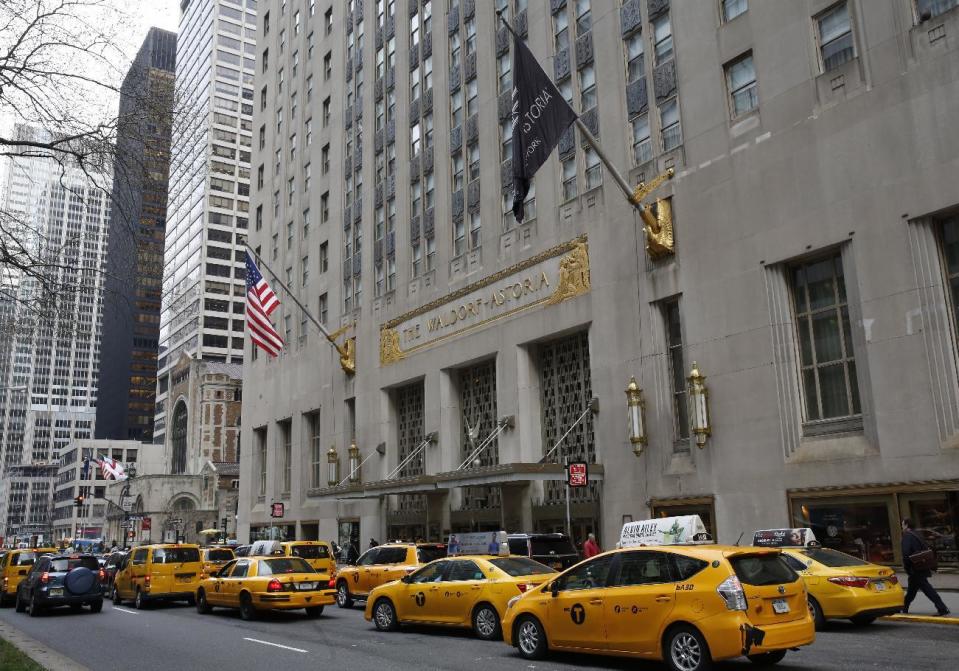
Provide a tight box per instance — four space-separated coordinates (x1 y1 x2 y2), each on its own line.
901 518 950 616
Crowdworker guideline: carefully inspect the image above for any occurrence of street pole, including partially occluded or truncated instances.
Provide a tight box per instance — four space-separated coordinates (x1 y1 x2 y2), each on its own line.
565 460 572 541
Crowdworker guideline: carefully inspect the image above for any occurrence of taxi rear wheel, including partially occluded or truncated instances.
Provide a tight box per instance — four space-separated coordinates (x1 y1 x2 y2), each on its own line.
472 604 501 641
808 596 825 630
239 593 257 621
372 598 398 631
514 615 547 660
134 589 148 610
112 586 123 606
336 581 353 608
664 625 713 671
747 650 787 666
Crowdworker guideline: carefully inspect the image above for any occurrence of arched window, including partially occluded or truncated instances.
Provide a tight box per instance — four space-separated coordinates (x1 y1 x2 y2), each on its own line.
171 401 188 474
172 497 195 512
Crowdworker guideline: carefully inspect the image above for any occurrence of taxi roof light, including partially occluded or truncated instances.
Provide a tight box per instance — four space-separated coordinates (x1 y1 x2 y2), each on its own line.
752 528 818 548
716 575 748 611
619 515 712 549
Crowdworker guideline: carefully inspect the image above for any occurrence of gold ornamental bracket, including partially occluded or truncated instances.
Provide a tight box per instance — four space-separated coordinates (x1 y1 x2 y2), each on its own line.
327 322 356 375
630 168 675 259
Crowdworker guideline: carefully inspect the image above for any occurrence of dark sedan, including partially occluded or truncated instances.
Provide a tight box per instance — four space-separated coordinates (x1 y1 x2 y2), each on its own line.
15 554 105 615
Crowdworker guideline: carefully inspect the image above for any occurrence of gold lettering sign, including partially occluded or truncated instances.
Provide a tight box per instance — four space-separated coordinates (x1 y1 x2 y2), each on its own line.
380 237 590 365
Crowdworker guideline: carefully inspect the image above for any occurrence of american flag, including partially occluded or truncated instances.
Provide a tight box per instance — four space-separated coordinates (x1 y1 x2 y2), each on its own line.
245 251 284 357
96 455 127 481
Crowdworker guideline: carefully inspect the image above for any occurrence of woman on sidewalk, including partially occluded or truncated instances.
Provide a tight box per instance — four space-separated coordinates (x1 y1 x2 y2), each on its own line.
901 518 951 616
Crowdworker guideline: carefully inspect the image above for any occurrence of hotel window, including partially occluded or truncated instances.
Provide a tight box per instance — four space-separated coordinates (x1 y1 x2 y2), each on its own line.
584 147 602 190
411 8 420 47
663 298 690 441
302 255 309 286
469 211 481 249
916 0 959 19
500 119 512 162
453 217 466 257
376 99 385 131
411 181 422 217
375 262 385 297
292 50 299 78
465 16 476 54
325 7 333 33
376 46 385 79
497 53 511 93
424 172 435 209
817 2 855 73
388 255 397 289
280 422 292 493
791 254 861 422
322 97 331 126
722 0 747 22
632 113 651 164
320 241 328 273
321 192 329 222
411 122 421 156
387 36 396 69
561 155 577 201
324 51 332 79
554 10 569 53
579 64 596 111
424 113 433 148
450 89 463 128
257 430 267 496
412 242 423 277
303 208 310 238
653 13 673 65
278 67 284 93
308 31 315 59
426 236 436 271
452 153 464 191
943 219 959 336
410 65 420 101
466 77 478 116
467 142 480 182
725 52 758 117
450 32 461 71
306 74 313 101
424 55 433 91
661 98 682 151
304 162 311 192
625 30 644 83
322 144 330 174
423 0 432 33
575 0 591 34
306 117 313 145
318 293 328 325
275 107 282 134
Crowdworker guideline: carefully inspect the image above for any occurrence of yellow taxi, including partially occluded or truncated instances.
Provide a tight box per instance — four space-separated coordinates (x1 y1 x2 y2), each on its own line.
365 532 556 640
112 544 203 609
200 546 236 580
336 541 447 608
502 517 815 671
195 555 335 620
250 540 337 576
0 547 56 607
753 528 904 629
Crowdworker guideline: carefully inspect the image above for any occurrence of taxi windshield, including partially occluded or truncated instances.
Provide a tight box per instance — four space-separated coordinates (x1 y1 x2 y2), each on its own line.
50 557 99 572
489 557 556 576
416 546 447 563
154 548 200 564
799 548 869 567
207 549 234 562
289 545 330 559
730 555 798 586
260 558 315 575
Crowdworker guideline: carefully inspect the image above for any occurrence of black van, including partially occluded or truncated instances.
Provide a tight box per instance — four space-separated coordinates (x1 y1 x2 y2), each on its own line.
507 533 579 570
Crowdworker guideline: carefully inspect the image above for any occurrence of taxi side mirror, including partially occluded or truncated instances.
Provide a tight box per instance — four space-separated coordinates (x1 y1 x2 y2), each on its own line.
401 575 412 584
550 581 559 598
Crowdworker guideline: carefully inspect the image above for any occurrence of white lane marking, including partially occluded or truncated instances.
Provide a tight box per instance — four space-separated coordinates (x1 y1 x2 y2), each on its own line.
243 637 308 653
113 607 140 615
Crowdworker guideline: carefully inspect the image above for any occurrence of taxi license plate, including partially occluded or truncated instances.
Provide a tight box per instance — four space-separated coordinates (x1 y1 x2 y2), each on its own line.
552 563 563 570
874 581 886 592
772 599 790 614
297 582 318 591
49 588 63 597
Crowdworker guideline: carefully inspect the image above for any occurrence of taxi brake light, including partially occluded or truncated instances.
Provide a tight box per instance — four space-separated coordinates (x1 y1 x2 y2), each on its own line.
267 578 284 592
144 575 151 585
328 578 336 589
40 572 50 585
716 575 748 611
888 575 899 585
828 576 869 588
98 569 106 582
517 583 530 593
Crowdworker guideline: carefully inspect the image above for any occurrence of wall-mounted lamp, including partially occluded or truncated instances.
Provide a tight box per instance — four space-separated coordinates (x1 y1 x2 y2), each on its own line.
348 442 361 483
625 377 647 456
687 362 711 448
327 446 340 486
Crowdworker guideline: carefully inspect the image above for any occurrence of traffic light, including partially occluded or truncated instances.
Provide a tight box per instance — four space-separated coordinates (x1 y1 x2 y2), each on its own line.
74 495 84 508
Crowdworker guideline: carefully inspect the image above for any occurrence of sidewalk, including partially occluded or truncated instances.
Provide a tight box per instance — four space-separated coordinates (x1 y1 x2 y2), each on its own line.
883 576 959 625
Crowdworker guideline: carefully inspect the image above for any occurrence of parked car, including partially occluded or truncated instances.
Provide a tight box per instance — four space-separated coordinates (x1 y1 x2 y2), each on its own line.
15 554 105 615
507 534 579 570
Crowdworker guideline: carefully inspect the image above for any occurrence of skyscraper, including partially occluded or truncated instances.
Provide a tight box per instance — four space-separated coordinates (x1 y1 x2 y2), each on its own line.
0 124 111 543
153 0 255 450
97 27 177 443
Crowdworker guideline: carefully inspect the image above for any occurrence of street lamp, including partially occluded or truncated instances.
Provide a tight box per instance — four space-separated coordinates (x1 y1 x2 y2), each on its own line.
120 464 137 549
327 446 340 487
348 443 361 483
624 377 647 456
687 362 711 448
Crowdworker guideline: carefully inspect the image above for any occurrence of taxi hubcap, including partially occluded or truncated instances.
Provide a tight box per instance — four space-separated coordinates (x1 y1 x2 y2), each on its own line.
518 621 539 653
375 603 393 628
671 633 702 671
337 586 347 604
476 608 496 636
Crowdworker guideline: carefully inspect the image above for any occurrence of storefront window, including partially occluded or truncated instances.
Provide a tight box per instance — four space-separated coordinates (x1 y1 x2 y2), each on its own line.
902 491 959 566
792 496 895 564
651 500 716 541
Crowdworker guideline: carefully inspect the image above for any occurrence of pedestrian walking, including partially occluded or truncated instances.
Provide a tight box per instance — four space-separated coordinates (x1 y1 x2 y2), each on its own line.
901 518 950 616
583 533 601 558
369 537 380 549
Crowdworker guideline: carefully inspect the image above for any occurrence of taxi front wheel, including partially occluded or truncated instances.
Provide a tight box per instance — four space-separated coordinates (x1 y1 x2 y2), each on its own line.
664 625 713 671
514 616 547 660
336 581 353 608
372 598 399 631
196 590 212 614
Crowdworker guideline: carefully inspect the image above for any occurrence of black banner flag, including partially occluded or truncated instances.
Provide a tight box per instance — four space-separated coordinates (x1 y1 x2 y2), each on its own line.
510 35 577 224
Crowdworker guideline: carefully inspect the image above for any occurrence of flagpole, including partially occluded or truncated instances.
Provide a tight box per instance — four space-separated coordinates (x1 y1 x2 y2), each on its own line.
496 10 643 207
244 243 354 372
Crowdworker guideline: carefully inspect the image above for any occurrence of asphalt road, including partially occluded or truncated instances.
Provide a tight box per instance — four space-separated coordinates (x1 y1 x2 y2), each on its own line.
0 598 955 671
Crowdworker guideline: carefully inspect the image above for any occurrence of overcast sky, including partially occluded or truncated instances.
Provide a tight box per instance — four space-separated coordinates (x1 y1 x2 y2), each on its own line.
125 0 182 52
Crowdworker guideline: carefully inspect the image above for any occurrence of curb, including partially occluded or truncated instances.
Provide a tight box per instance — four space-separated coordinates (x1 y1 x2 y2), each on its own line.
882 614 959 626
0 619 92 671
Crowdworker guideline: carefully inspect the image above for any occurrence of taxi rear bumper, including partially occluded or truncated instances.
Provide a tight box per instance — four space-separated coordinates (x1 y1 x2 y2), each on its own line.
254 590 336 609
816 587 904 618
704 612 815 661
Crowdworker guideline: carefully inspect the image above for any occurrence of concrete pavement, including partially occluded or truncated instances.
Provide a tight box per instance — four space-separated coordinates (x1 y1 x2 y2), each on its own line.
2 599 959 671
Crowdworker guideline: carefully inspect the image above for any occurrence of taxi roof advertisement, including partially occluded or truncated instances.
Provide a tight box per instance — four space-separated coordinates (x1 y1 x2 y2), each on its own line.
447 531 507 556
619 515 710 548
752 528 817 548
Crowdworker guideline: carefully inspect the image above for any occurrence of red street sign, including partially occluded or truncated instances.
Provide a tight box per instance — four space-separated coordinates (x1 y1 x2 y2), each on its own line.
567 462 588 488
141 517 152 531
271 502 285 518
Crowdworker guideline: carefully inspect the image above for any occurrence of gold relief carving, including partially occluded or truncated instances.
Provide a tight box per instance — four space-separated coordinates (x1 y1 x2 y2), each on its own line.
546 241 591 305
641 198 674 259
379 328 406 365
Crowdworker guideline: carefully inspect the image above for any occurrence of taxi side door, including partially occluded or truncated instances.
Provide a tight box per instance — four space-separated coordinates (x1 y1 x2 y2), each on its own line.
353 548 380 595
545 554 614 651
395 560 451 623
221 559 252 608
603 550 678 654
128 548 149 597
207 560 237 607
437 559 488 625
374 546 410 586
113 554 132 598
